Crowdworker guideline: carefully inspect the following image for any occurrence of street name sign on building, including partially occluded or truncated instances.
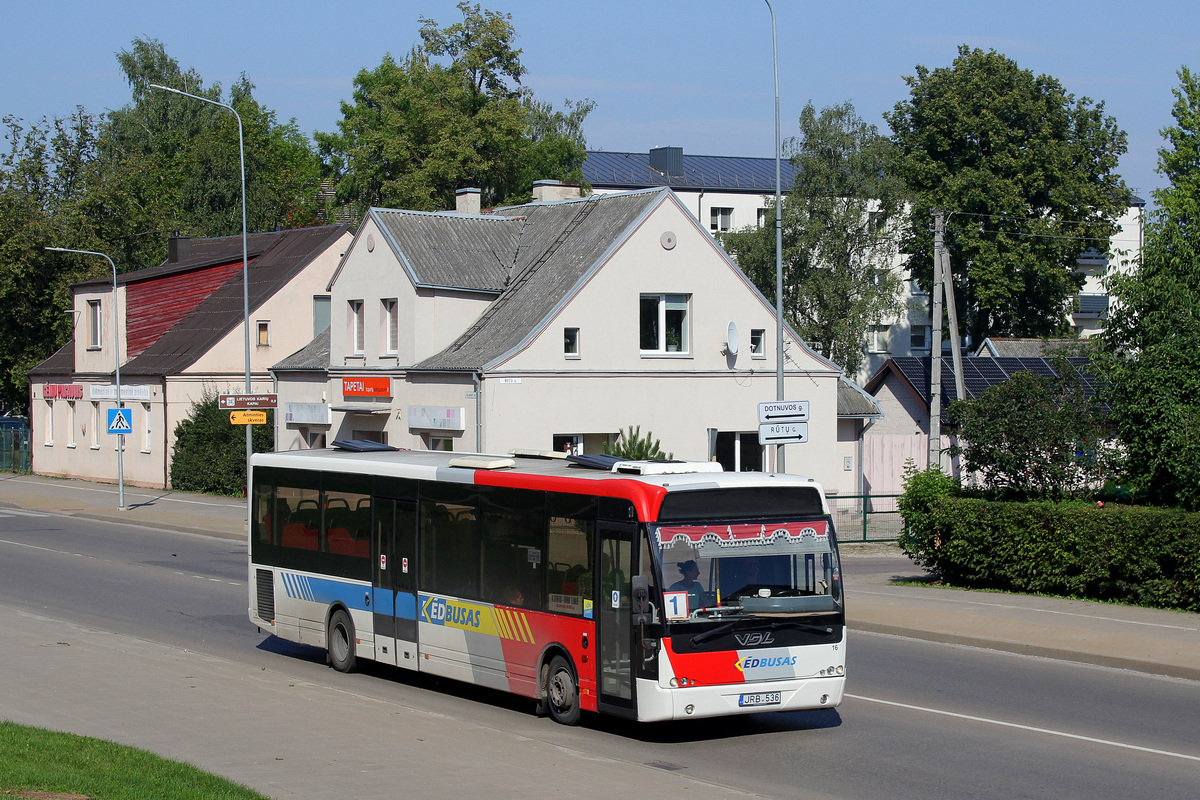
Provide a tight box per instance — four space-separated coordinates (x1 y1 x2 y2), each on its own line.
757 400 809 424
106 408 132 435
758 421 808 445
230 410 268 425
219 393 277 409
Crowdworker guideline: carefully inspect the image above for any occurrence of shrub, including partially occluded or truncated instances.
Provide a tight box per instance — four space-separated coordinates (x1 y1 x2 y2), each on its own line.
896 461 959 575
603 425 672 460
170 389 274 495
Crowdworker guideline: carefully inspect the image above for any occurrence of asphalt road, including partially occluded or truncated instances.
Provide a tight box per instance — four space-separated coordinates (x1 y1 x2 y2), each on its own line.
2 508 1198 799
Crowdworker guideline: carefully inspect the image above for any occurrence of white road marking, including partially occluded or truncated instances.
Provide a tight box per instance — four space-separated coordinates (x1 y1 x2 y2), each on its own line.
848 693 1200 762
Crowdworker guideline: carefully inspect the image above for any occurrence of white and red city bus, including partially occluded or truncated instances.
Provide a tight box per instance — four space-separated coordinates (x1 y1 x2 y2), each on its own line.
248 444 845 724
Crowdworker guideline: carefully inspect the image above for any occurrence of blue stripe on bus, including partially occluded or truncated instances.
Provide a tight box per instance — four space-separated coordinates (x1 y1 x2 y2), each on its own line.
281 572 369 611
370 588 418 620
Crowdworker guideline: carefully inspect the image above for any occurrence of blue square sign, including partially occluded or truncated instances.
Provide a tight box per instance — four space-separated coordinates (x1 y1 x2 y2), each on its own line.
106 408 132 435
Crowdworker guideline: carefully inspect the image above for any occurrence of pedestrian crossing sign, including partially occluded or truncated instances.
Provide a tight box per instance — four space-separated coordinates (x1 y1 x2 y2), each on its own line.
106 408 132 435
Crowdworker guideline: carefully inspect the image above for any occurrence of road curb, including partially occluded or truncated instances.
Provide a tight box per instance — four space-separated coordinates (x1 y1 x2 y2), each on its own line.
850 620 1200 683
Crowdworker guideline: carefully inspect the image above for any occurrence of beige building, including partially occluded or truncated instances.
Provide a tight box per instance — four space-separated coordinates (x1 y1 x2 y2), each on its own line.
272 187 874 495
30 226 352 488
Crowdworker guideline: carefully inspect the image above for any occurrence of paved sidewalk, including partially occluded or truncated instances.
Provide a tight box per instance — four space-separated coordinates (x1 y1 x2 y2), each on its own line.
0 606 760 800
3 471 1199 683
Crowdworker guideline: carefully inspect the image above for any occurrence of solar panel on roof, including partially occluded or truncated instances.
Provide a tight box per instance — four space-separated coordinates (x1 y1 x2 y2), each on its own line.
1014 357 1058 377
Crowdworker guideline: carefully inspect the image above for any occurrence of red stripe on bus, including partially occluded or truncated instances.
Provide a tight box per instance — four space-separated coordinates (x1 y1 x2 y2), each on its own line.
472 471 667 522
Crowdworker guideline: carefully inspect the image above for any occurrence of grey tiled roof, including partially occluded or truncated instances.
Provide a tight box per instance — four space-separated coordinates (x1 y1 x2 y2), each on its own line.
584 150 796 193
412 190 663 371
272 326 330 371
837 376 882 419
370 209 516 293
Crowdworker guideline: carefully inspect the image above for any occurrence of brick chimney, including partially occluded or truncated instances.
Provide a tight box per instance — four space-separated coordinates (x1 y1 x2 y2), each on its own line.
168 234 192 263
532 180 582 202
456 187 481 214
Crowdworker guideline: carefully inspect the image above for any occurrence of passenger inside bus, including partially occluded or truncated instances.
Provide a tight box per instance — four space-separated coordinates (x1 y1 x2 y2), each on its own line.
668 560 705 609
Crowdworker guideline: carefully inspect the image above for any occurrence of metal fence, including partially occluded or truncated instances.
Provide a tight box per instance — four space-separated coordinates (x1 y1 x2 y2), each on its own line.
1 428 32 473
829 494 903 542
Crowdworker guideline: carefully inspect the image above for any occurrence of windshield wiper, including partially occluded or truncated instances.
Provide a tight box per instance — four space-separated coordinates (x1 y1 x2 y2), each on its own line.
690 618 834 646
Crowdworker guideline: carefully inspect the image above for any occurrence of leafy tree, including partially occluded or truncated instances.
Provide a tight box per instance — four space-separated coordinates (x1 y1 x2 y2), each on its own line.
94 37 325 271
604 426 672 460
722 101 905 375
1100 67 1200 510
886 46 1130 346
316 2 592 216
944 362 1115 499
1 112 105 414
896 461 959 574
170 390 273 495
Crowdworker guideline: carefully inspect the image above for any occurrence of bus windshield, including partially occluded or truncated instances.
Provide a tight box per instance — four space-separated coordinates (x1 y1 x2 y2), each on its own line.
652 519 842 623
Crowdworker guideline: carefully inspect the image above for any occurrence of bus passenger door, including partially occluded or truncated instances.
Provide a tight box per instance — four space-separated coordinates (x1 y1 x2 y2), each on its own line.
596 521 636 715
372 498 418 669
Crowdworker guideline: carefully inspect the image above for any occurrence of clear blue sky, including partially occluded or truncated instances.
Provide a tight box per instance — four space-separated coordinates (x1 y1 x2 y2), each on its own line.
6 0 1199 204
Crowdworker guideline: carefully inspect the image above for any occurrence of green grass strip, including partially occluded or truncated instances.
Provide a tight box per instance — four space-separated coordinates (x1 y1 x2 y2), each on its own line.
0 721 272 800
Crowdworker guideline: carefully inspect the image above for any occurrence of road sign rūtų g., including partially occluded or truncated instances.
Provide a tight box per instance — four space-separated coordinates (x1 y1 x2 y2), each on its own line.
106 408 132 435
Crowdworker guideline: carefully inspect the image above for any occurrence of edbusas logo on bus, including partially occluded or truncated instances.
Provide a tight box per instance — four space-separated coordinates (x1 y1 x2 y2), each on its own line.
735 650 800 679
421 595 488 631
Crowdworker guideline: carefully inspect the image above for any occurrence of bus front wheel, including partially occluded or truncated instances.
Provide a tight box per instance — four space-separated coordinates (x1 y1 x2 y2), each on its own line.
545 654 580 725
328 609 357 673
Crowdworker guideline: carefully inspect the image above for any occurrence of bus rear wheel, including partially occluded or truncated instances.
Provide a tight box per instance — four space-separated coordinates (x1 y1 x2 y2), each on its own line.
328 609 357 673
545 654 580 725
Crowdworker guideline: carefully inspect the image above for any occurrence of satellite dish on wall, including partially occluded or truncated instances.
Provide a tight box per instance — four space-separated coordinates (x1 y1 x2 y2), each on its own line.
725 321 739 356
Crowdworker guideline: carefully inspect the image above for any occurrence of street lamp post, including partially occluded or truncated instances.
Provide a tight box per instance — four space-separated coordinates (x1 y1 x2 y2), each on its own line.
46 247 125 510
149 83 252 498
764 0 785 473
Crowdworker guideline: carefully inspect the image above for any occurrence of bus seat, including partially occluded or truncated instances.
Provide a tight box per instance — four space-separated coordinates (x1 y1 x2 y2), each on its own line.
282 522 318 550
327 528 367 558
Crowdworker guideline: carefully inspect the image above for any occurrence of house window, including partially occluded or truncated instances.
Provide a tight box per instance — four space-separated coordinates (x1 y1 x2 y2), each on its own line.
910 325 931 350
909 278 927 296
710 207 733 232
67 402 76 448
349 300 364 355
142 402 152 453
44 400 53 446
757 208 769 228
257 321 270 347
383 298 399 354
564 327 580 358
640 294 690 354
313 295 331 337
91 402 100 449
750 328 766 358
87 300 103 349
869 325 891 354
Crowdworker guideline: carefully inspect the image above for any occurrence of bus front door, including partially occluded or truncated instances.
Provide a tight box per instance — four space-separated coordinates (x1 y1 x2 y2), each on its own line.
372 498 418 669
596 521 635 716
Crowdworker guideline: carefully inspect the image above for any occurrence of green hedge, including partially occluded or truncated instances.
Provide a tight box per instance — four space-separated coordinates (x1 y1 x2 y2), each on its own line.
900 496 1200 611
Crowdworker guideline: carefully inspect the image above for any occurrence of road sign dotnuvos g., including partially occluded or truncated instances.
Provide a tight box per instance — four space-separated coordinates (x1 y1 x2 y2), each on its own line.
758 400 809 423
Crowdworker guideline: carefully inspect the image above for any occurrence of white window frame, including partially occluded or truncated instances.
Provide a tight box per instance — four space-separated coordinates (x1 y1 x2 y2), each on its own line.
640 294 690 355
90 402 100 450
349 300 365 355
910 325 931 351
256 320 270 348
141 402 152 453
44 399 54 446
750 328 766 359
87 299 103 350
869 325 891 354
710 207 733 232
66 401 76 448
382 298 399 355
564 327 580 358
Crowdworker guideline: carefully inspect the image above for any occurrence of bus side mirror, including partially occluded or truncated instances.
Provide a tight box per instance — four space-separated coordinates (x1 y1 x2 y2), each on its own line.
631 576 651 625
